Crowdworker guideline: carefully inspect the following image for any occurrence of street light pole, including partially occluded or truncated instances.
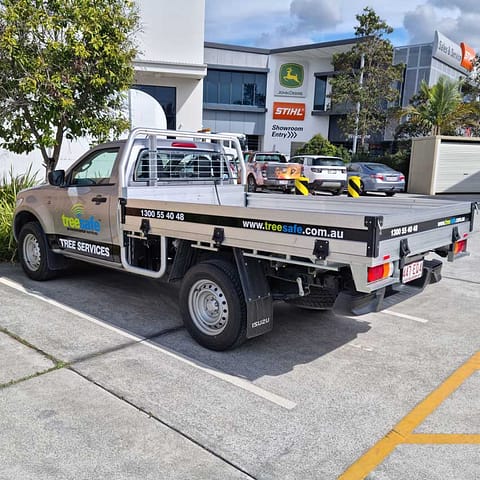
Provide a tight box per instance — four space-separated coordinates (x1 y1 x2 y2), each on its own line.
352 53 365 155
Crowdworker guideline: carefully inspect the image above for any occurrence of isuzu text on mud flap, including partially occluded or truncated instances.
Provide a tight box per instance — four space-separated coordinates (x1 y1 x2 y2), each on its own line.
13 128 478 350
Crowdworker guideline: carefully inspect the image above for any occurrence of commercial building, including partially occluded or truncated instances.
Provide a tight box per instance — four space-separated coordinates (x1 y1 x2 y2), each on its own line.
0 0 476 177
202 39 362 154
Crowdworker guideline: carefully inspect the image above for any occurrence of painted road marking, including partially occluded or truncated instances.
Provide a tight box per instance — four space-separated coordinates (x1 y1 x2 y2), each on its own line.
383 309 429 323
0 277 297 410
404 433 480 444
339 351 480 479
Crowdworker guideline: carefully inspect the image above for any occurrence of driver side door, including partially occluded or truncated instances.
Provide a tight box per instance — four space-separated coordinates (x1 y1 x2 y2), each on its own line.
50 147 119 262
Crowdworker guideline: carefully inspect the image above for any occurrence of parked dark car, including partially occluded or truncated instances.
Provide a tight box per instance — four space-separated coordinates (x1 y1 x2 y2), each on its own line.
346 162 405 196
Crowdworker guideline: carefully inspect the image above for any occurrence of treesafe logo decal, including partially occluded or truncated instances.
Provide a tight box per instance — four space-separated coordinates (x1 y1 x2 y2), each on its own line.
61 203 101 234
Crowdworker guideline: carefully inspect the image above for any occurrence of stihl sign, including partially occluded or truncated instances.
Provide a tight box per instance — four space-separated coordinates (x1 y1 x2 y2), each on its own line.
273 102 305 120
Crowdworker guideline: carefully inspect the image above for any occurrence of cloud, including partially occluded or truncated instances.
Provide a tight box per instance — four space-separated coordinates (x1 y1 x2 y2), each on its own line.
253 0 342 47
428 0 478 9
403 2 480 50
290 0 342 30
204 0 480 52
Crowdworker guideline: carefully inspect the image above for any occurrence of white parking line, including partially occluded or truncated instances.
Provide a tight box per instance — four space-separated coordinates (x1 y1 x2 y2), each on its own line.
0 277 297 410
383 309 429 323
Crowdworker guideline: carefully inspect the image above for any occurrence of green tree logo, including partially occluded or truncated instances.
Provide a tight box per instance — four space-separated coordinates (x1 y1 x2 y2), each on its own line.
279 63 304 88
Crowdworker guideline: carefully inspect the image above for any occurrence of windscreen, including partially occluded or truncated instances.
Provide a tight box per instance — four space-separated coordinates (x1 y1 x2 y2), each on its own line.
365 163 395 173
311 157 344 167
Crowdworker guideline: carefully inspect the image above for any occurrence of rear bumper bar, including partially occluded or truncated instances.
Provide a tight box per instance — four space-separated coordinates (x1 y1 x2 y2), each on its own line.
333 259 443 316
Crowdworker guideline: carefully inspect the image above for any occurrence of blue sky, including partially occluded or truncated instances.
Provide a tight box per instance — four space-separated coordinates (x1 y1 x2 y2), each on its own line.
204 0 480 51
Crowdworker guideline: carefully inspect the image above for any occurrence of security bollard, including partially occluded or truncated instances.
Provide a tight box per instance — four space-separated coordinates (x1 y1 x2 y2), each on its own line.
295 176 309 195
347 176 361 197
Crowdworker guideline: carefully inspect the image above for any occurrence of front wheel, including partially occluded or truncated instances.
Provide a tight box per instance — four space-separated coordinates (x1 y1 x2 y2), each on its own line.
18 222 56 281
179 260 247 350
247 175 257 192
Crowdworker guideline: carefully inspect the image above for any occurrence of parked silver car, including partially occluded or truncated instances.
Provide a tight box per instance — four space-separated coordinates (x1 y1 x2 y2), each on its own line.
346 162 405 196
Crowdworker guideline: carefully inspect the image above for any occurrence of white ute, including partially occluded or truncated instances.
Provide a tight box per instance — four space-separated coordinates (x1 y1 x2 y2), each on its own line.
13 129 478 350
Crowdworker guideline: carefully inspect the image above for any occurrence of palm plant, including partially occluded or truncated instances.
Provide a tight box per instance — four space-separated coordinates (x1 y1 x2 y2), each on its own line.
398 77 480 136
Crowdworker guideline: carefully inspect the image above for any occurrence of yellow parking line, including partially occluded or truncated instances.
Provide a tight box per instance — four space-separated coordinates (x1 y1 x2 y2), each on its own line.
339 351 480 480
404 434 480 444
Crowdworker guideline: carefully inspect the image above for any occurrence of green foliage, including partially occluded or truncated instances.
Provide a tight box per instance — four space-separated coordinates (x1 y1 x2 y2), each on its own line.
295 134 351 162
0 0 140 172
0 166 38 261
329 7 403 149
396 77 480 136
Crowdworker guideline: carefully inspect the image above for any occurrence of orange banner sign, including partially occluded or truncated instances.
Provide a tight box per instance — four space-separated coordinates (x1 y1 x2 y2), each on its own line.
273 102 305 120
460 42 475 71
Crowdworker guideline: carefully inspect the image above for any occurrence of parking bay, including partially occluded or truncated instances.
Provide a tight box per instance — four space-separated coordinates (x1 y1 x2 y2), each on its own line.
0 232 478 479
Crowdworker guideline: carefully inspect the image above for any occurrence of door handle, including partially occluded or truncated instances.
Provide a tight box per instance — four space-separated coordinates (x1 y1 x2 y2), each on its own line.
92 195 107 204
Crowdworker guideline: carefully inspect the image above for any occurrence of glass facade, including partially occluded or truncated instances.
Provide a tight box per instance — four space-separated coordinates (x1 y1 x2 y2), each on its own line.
204 69 266 107
132 85 176 129
313 76 327 111
393 44 465 107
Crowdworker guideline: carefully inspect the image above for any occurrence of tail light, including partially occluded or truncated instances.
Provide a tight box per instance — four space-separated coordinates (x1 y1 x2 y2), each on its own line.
370 173 384 180
367 262 393 283
311 168 322 173
171 141 197 148
399 174 405 181
453 239 467 255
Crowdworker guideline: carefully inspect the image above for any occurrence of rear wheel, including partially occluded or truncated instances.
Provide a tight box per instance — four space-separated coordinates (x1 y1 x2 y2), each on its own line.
18 222 56 281
179 260 247 350
332 188 342 196
385 191 395 197
247 175 257 192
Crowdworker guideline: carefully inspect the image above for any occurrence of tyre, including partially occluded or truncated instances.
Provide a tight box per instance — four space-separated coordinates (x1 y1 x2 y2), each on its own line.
247 175 257 192
18 222 56 281
179 260 247 350
385 191 395 197
359 181 366 195
286 287 337 310
332 188 342 196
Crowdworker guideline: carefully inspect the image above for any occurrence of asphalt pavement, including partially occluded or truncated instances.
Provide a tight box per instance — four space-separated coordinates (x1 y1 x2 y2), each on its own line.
1 193 479 480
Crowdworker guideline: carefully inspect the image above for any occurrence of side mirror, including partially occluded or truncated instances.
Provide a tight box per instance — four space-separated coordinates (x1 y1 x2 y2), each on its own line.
48 170 65 186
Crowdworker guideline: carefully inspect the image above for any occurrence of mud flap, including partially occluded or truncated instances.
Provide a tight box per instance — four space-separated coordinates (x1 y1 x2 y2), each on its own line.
233 249 273 339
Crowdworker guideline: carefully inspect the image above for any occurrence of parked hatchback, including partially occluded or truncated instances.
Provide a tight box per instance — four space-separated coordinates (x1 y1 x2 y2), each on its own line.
346 162 405 196
289 155 347 195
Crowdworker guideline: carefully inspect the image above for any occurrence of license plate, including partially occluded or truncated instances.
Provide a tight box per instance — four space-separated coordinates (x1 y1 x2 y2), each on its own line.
277 180 288 184
402 260 424 283
386 176 397 181
328 169 339 174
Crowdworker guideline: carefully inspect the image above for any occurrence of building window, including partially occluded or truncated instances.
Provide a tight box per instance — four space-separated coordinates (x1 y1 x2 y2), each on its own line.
313 76 327 110
132 85 176 129
204 69 266 107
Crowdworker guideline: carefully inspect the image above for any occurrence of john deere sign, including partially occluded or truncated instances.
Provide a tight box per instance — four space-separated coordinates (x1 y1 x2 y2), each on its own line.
275 61 308 98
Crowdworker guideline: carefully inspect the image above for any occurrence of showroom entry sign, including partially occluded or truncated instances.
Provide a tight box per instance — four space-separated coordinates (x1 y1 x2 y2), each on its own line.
275 62 309 97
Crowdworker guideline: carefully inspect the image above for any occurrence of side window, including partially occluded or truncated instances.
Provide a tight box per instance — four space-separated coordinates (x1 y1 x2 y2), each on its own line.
70 149 118 186
347 164 360 173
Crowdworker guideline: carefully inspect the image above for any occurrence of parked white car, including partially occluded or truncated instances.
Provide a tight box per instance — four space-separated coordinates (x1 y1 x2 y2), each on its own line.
289 155 347 195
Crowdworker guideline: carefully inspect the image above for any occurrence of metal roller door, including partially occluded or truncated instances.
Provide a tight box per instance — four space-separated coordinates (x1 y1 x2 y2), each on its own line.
436 141 480 193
